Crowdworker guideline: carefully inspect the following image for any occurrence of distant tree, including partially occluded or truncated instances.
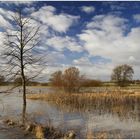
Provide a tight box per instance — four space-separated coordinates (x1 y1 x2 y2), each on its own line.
49 71 63 87
63 67 83 93
0 75 5 85
133 80 140 84
14 76 30 86
14 76 40 86
14 77 22 86
111 64 134 87
49 67 83 93
27 81 40 86
40 82 48 86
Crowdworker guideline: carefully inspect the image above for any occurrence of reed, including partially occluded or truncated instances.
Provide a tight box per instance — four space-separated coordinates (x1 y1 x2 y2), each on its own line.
27 91 140 113
27 90 140 138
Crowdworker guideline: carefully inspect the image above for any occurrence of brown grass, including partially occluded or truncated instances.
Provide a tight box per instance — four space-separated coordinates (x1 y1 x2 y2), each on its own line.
27 91 140 138
27 91 140 114
35 125 45 139
27 91 140 104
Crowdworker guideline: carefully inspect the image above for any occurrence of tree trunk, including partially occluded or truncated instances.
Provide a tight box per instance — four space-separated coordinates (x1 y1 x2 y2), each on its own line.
19 13 27 124
22 74 26 124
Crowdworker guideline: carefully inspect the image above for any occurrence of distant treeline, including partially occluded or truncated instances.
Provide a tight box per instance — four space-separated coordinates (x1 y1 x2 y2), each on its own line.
0 65 139 88
0 76 48 86
81 79 102 87
0 78 139 87
0 81 49 86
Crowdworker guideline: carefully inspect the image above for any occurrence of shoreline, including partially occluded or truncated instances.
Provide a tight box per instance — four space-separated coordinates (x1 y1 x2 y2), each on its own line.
0 118 76 139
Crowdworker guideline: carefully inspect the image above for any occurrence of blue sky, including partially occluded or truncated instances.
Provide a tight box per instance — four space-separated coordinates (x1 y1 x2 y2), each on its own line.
0 1 140 81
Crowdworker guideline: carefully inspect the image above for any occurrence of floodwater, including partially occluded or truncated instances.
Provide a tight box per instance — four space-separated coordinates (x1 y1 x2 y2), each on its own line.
0 86 140 138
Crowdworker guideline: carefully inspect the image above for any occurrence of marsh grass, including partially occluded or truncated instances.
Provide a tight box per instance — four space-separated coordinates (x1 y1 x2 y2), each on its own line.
27 90 140 118
27 91 140 107
27 89 140 139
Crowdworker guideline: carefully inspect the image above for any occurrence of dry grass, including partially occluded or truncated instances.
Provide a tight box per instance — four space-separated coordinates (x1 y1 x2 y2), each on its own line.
27 90 140 139
27 91 140 103
34 125 45 139
27 93 51 100
27 91 140 113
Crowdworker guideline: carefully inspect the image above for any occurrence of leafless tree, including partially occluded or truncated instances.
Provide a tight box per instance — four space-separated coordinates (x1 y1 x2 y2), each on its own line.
1 10 42 124
49 71 63 88
50 67 84 93
111 64 134 87
63 67 83 93
0 75 5 85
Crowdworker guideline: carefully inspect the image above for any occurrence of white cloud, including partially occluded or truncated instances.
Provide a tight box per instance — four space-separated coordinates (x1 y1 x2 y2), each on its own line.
46 51 65 64
0 7 15 29
133 14 140 23
71 56 113 80
81 6 95 14
76 14 140 80
47 36 83 52
77 64 113 80
73 57 92 66
0 15 11 28
78 15 128 62
31 6 80 33
0 8 14 20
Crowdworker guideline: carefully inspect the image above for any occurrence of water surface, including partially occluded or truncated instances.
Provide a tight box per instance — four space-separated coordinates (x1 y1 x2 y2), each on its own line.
0 86 140 138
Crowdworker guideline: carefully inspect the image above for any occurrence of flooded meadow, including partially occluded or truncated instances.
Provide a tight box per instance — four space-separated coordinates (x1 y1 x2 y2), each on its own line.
0 86 140 138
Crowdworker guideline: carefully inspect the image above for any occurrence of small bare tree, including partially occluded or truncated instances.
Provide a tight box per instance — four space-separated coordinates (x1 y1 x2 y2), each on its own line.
2 10 41 124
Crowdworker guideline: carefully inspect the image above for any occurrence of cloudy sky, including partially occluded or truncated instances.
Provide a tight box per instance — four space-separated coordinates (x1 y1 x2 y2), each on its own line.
0 1 140 81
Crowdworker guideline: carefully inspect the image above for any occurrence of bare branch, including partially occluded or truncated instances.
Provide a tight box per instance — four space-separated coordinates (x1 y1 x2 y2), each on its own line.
1 9 44 124
23 26 40 48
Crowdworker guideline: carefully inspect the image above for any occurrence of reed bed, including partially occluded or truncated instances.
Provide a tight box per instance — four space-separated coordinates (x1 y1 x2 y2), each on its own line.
27 90 140 112
27 90 140 138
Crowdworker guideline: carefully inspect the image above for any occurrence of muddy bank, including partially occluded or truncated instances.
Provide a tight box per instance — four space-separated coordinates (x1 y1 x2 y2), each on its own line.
0 120 34 139
0 118 76 139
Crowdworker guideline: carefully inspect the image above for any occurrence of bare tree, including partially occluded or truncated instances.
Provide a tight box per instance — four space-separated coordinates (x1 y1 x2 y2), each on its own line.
50 67 83 93
0 75 5 85
1 10 41 124
49 71 63 88
111 64 134 87
63 67 83 93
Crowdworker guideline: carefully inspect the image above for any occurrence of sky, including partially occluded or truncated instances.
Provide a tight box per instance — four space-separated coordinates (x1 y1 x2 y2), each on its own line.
0 1 140 81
